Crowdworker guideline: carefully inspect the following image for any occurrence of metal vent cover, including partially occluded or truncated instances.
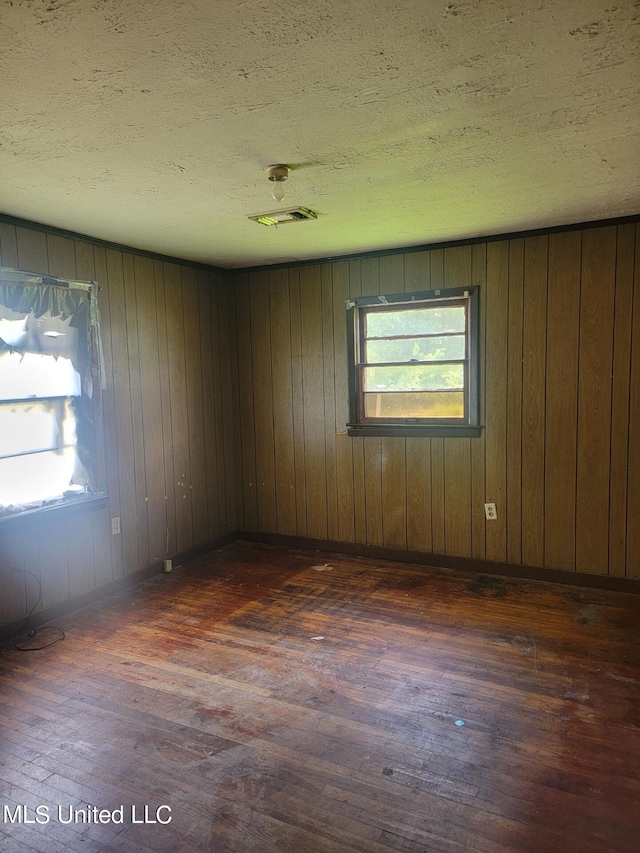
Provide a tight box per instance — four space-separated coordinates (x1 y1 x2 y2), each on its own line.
248 206 318 226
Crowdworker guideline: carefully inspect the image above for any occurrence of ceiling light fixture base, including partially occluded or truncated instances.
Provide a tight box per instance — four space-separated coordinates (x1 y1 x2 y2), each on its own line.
266 164 290 201
266 164 290 183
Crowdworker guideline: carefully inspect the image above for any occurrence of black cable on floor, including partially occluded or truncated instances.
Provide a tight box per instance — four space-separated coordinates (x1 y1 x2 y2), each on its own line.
12 569 65 651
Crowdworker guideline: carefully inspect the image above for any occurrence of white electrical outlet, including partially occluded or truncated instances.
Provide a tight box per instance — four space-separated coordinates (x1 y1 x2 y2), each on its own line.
484 503 497 521
111 516 121 535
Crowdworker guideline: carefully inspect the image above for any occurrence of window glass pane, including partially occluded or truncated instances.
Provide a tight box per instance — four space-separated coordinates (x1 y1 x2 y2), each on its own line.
0 352 81 400
365 335 465 363
366 305 465 337
0 276 102 516
0 448 77 508
364 391 464 419
363 363 463 391
0 400 75 458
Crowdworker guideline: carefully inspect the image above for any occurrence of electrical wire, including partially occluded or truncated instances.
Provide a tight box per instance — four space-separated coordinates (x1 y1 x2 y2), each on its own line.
11 569 65 651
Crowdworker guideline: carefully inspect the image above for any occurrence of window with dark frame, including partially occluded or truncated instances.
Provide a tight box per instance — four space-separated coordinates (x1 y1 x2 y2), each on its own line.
0 267 106 520
346 286 481 437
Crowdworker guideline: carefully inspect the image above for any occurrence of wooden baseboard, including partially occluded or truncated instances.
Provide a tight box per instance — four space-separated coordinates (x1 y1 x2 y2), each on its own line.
239 531 640 594
4 528 638 642
0 532 239 643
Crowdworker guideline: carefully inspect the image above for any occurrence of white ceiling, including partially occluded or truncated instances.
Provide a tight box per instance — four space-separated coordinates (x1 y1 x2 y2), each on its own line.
1 0 638 269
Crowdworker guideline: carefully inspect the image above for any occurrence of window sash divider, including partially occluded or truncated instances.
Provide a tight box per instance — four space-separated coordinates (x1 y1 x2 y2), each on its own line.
0 443 76 462
0 394 78 406
364 331 466 342
359 359 467 368
362 388 465 395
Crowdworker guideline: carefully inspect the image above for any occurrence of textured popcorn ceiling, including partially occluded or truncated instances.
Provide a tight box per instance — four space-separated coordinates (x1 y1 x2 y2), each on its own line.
1 0 638 268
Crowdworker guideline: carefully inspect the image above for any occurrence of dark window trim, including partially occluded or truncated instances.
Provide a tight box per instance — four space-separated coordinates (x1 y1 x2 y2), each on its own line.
0 492 108 531
347 425 483 438
346 286 482 437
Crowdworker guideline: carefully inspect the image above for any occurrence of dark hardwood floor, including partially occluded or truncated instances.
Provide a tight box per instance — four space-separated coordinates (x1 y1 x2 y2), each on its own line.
1 541 639 852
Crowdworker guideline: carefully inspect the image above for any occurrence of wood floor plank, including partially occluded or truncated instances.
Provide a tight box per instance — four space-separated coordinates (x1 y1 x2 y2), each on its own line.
1 541 638 853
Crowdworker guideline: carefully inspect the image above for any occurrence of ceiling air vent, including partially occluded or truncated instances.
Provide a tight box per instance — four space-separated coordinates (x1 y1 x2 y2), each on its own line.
248 206 318 226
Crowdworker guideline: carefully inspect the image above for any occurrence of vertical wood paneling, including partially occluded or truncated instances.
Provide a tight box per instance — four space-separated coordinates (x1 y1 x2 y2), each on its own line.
211 274 229 534
1 221 238 631
576 227 616 575
37 520 69 608
123 253 149 570
218 280 238 535
107 249 139 575
233 221 635 583
380 439 407 548
332 261 355 543
198 272 220 539
235 274 258 532
154 259 177 559
348 259 367 545
609 224 635 577
506 239 524 565
164 262 193 555
627 224 640 578
0 533 26 626
95 246 125 578
300 265 328 539
65 513 96 598
182 267 208 545
484 241 508 563
250 271 277 533
46 234 76 279
134 255 166 564
363 437 383 546
3 216 640 634
404 250 430 293
405 438 431 553
21 535 41 616
443 439 471 557
545 231 581 571
521 235 548 568
228 280 243 533
0 222 19 266
16 227 48 272
322 264 339 541
471 242 487 560
289 268 308 537
269 268 296 535
74 239 96 281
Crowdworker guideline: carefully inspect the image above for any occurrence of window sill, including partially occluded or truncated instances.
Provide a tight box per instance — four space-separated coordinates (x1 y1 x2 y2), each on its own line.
0 492 108 532
347 424 484 438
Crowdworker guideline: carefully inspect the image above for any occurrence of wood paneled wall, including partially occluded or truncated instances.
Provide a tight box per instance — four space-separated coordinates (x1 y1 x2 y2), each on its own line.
233 223 640 580
0 223 240 629
1 218 637 631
